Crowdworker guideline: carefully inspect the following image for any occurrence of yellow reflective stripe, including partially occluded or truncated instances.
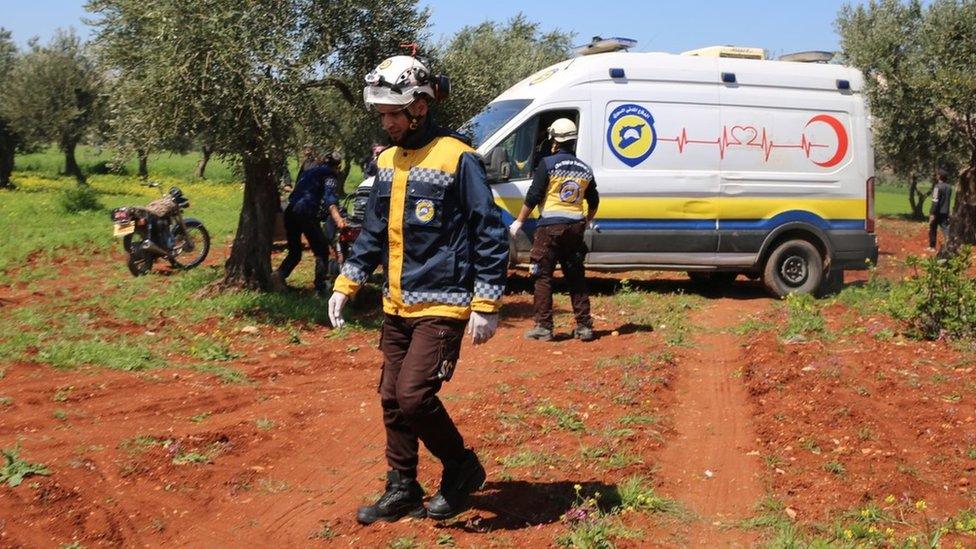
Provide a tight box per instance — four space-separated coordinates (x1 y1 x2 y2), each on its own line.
471 297 501 314
387 152 408 309
382 298 471 319
333 274 360 296
497 196 865 221
715 197 864 220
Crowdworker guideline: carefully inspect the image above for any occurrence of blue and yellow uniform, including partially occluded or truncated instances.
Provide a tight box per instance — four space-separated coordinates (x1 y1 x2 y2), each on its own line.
333 124 509 320
524 148 599 334
526 151 599 224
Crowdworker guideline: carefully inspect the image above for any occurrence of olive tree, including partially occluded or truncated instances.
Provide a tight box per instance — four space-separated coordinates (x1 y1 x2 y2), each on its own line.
837 0 976 251
436 14 573 129
87 0 428 290
2 29 103 185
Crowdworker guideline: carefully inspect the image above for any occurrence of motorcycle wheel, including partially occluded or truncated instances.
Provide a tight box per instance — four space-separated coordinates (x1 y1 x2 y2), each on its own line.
122 230 147 254
170 220 211 270
127 249 154 276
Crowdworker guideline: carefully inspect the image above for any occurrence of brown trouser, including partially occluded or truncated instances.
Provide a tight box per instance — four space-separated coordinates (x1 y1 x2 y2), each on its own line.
379 314 467 477
530 221 592 331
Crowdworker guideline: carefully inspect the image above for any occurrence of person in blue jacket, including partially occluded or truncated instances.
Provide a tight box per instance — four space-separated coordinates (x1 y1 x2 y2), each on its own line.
271 158 346 294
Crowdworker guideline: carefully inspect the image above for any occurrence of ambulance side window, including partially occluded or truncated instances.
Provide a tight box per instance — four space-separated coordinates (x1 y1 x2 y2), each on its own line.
496 116 539 180
487 109 579 183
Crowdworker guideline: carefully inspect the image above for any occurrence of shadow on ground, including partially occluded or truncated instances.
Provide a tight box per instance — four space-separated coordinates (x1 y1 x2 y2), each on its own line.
436 480 622 532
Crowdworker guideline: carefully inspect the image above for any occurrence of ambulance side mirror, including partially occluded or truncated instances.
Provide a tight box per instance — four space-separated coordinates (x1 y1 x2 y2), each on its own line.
484 146 511 183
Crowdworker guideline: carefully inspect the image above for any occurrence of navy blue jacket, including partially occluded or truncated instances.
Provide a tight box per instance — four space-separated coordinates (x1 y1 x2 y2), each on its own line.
288 165 339 218
334 118 509 319
526 149 599 227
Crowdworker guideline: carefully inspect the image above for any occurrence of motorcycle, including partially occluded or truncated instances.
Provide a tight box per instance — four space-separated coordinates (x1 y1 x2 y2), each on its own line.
110 184 211 276
326 194 363 279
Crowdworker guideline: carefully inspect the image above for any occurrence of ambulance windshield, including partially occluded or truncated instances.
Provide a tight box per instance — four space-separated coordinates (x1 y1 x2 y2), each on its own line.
458 99 532 149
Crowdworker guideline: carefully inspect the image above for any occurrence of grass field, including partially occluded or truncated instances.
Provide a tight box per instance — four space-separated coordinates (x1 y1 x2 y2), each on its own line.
14 145 366 192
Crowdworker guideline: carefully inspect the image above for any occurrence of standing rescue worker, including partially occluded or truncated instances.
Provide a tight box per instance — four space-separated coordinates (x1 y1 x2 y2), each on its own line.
927 167 953 252
509 118 598 342
328 55 508 524
271 161 346 294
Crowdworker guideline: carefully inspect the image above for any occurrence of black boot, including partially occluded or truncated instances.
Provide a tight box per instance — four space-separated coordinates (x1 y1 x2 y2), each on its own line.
426 449 487 520
313 257 329 296
356 470 426 525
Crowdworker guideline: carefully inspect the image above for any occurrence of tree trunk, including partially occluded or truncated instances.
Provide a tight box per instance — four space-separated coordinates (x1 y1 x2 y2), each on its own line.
0 123 15 189
908 173 931 220
942 166 976 257
222 150 279 290
0 142 13 190
137 149 149 179
63 142 86 185
195 146 212 179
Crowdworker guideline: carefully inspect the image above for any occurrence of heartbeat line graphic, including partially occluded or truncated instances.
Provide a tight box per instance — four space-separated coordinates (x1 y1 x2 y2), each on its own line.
657 126 831 162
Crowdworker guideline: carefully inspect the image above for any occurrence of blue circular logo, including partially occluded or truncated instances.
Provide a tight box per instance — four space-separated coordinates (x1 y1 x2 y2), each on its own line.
607 104 657 167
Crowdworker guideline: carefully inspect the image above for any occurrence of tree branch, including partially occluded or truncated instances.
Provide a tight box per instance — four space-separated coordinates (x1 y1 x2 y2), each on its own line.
302 78 355 105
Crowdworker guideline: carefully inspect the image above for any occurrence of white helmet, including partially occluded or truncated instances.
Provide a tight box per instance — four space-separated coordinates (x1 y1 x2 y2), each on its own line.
363 56 444 108
548 118 578 142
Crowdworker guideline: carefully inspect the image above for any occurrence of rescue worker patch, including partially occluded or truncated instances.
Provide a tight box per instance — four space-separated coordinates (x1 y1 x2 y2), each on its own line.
559 180 582 203
415 199 435 223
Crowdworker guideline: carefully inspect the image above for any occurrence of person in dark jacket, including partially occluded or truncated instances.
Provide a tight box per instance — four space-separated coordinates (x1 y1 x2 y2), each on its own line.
927 167 953 252
329 55 508 525
362 144 383 178
271 162 346 294
296 143 319 180
509 118 598 342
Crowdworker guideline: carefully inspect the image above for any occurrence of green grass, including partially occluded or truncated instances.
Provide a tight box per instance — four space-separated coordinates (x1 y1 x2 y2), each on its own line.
497 450 559 468
536 401 586 432
13 144 365 191
875 184 919 218
1 445 51 487
16 145 241 184
37 339 163 371
0 167 384 384
0 173 242 279
781 293 829 341
615 475 681 515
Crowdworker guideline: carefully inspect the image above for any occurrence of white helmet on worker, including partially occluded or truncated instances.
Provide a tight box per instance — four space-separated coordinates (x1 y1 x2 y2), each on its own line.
363 55 444 108
548 118 578 142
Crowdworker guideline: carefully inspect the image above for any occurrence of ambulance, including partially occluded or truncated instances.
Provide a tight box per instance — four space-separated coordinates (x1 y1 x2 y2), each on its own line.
461 40 878 296
356 40 880 297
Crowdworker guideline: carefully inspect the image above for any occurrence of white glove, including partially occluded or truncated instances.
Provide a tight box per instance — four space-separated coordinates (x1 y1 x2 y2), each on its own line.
466 312 498 345
508 219 523 239
328 292 348 329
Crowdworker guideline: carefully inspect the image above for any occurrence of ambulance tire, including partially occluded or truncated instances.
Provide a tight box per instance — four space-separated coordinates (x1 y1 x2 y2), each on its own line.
762 239 824 298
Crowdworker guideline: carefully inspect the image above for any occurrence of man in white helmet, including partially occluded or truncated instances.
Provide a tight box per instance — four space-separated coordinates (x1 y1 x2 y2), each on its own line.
509 118 599 342
328 55 509 524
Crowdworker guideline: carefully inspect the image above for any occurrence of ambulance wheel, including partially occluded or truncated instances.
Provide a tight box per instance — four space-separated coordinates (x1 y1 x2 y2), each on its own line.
762 239 823 298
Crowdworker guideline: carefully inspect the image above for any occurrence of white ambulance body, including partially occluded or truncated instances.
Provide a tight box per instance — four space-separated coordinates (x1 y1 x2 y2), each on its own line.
462 49 879 296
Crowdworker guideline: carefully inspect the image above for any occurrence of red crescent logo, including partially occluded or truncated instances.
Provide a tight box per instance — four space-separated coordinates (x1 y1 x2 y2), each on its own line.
805 114 848 168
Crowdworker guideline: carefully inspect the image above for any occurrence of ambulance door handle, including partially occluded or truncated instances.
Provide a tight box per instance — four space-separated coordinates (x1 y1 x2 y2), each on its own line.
724 174 745 180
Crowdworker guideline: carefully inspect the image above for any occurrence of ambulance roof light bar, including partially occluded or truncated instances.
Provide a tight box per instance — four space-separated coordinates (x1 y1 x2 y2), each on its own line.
575 36 638 56
681 45 765 60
